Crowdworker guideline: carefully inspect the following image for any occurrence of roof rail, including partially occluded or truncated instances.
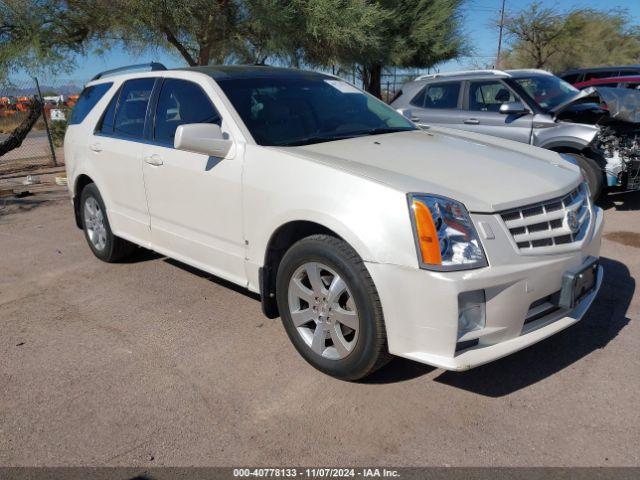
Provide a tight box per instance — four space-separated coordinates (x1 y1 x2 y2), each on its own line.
415 69 507 81
91 62 167 81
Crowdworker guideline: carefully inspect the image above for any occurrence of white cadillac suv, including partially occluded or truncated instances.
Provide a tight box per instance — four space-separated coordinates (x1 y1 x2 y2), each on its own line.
64 64 604 380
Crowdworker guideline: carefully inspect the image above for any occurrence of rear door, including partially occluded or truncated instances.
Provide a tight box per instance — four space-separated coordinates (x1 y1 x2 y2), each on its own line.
456 79 532 144
91 77 156 245
141 77 246 285
407 81 463 128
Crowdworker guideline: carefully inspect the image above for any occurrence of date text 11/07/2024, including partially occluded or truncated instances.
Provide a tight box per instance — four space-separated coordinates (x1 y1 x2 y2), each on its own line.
232 468 400 477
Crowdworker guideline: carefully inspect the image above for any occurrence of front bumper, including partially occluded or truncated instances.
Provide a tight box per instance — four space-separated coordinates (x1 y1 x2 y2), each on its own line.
366 206 604 371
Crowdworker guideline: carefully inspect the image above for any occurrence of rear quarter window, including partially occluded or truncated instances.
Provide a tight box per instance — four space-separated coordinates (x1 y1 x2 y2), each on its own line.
68 83 113 125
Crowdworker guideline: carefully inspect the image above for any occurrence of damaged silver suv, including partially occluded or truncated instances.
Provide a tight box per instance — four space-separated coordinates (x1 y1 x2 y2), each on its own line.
392 69 640 199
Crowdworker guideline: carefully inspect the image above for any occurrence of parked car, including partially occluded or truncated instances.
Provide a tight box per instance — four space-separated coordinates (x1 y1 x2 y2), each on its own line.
65 64 603 380
560 65 640 85
391 69 640 199
573 75 640 90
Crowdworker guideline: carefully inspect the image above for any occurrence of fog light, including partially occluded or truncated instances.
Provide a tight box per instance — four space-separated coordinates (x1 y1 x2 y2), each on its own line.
458 290 486 337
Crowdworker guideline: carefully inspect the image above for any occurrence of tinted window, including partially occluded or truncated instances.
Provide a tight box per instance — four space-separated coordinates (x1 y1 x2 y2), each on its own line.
410 87 427 107
98 88 119 134
68 83 113 125
216 76 415 146
154 79 221 145
113 78 155 138
423 83 460 109
561 74 579 84
468 81 517 112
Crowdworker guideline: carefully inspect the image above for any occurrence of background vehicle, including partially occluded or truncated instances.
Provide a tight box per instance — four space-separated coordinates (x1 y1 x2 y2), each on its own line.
560 65 640 85
573 75 640 90
65 64 603 380
391 69 640 199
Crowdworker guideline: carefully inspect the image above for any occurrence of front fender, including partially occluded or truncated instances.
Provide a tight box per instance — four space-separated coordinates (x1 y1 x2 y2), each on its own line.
534 122 598 151
242 145 419 292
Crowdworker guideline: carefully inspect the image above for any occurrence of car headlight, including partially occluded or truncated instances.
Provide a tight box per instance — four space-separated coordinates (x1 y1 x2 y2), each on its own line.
408 194 488 271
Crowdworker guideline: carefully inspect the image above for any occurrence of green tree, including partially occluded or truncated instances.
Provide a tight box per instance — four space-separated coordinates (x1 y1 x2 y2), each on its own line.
0 0 103 78
106 0 239 66
358 0 466 97
1 0 466 98
502 2 640 72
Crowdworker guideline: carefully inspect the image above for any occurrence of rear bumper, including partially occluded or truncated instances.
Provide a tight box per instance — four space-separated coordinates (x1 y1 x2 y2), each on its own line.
366 206 604 371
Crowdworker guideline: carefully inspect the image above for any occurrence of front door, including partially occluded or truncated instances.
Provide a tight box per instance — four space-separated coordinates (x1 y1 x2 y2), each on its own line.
456 80 533 144
141 78 246 285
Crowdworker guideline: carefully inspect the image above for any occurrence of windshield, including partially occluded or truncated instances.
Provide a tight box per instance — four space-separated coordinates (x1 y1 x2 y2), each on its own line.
511 75 580 111
216 76 416 146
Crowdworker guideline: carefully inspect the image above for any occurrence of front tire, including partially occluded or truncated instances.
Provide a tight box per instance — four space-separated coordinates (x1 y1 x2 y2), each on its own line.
276 234 391 380
80 183 136 262
565 153 603 201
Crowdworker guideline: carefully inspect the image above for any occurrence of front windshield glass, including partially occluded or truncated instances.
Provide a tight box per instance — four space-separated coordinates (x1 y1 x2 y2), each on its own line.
512 75 580 111
216 76 416 146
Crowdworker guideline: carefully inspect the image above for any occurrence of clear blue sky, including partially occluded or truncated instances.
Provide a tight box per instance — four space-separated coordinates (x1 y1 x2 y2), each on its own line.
26 0 640 85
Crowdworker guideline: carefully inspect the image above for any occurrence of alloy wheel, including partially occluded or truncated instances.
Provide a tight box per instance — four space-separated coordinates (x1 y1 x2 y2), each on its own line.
84 196 107 251
287 262 359 360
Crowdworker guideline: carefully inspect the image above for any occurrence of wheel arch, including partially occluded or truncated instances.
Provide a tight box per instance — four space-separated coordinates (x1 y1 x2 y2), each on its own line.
73 174 95 229
544 140 590 154
259 220 346 319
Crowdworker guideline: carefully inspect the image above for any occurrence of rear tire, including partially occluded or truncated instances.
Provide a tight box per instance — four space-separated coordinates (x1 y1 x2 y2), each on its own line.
80 183 136 262
565 153 603 201
276 234 391 381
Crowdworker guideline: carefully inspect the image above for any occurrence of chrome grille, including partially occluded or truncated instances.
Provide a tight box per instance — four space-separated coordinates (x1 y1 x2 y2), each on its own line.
500 184 591 252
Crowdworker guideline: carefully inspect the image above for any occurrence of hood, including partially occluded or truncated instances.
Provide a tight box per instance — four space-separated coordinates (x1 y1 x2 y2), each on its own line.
552 86 640 123
278 129 581 213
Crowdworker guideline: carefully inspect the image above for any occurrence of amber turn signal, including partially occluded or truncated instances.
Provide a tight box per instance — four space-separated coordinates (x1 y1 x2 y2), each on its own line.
412 200 442 265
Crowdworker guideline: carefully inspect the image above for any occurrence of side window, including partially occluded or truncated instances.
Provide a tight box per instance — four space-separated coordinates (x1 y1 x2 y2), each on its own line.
423 83 460 109
409 87 427 107
113 78 155 139
585 70 617 81
468 81 516 112
154 79 221 145
69 83 113 125
98 88 119 134
561 74 579 84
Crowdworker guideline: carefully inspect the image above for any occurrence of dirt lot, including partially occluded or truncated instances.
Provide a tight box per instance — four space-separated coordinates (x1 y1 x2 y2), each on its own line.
1 183 639 467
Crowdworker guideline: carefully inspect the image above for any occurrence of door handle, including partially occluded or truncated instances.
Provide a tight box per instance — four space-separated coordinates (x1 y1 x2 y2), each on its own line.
464 118 480 125
89 143 102 152
144 154 164 166
410 116 421 122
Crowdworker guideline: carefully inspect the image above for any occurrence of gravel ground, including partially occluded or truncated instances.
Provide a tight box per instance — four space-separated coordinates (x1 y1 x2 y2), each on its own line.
0 185 638 467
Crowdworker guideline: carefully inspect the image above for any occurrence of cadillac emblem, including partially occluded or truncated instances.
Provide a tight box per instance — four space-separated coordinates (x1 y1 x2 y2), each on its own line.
565 211 579 233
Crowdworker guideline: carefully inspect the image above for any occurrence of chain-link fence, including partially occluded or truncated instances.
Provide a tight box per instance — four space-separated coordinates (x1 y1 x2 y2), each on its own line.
0 77 81 177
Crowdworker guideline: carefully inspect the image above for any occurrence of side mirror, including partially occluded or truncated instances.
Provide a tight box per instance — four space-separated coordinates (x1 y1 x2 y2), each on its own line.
174 123 232 158
499 102 529 115
398 108 421 124
397 108 413 119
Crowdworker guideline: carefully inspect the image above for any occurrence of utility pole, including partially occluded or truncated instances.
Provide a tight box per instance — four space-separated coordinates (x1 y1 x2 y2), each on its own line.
496 0 506 69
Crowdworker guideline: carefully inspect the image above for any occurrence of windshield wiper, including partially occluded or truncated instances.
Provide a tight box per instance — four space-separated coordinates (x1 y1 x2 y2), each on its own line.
277 134 359 147
358 127 416 136
276 127 415 147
